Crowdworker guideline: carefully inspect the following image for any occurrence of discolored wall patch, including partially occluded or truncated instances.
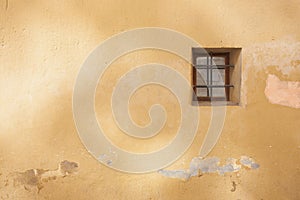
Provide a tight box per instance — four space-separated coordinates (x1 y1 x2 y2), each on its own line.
265 74 300 108
242 36 300 106
0 160 79 195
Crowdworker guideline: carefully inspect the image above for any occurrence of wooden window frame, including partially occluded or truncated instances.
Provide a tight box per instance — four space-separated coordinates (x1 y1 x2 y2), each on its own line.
192 51 233 102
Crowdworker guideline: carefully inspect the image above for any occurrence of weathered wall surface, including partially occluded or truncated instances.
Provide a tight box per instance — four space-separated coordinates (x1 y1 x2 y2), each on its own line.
0 0 299 199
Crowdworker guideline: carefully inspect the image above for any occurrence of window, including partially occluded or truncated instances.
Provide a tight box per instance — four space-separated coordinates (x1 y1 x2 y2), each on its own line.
192 48 242 105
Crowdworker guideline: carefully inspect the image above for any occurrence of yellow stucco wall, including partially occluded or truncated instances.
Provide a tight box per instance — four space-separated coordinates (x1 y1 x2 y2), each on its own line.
0 0 299 199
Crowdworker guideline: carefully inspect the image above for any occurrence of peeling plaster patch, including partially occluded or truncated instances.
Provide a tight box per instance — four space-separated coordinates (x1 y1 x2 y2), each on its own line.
158 156 258 180
190 157 220 174
265 74 300 108
240 156 260 169
59 160 79 175
218 158 241 175
242 36 300 106
11 160 79 193
157 170 190 181
40 160 79 178
13 169 46 192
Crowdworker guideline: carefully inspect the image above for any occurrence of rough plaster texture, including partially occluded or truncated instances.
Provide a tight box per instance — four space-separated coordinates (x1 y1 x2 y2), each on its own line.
0 0 300 199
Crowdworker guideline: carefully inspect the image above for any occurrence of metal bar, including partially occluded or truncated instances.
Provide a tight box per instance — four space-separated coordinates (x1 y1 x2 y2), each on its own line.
206 56 209 97
194 85 234 88
195 64 234 67
195 65 234 69
225 53 230 101
209 55 213 97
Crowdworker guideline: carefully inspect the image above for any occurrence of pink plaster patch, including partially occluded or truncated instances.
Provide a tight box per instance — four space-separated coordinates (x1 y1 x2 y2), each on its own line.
265 74 300 108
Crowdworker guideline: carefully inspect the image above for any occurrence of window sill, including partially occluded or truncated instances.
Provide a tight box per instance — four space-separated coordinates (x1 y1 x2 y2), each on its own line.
191 101 240 106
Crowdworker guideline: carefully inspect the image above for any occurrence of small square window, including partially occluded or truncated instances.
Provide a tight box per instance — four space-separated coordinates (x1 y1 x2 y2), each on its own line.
192 48 242 106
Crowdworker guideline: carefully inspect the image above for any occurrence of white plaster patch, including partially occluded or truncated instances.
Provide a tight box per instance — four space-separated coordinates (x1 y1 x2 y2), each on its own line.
240 156 260 169
265 74 300 108
158 156 258 180
157 169 190 180
218 158 242 175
